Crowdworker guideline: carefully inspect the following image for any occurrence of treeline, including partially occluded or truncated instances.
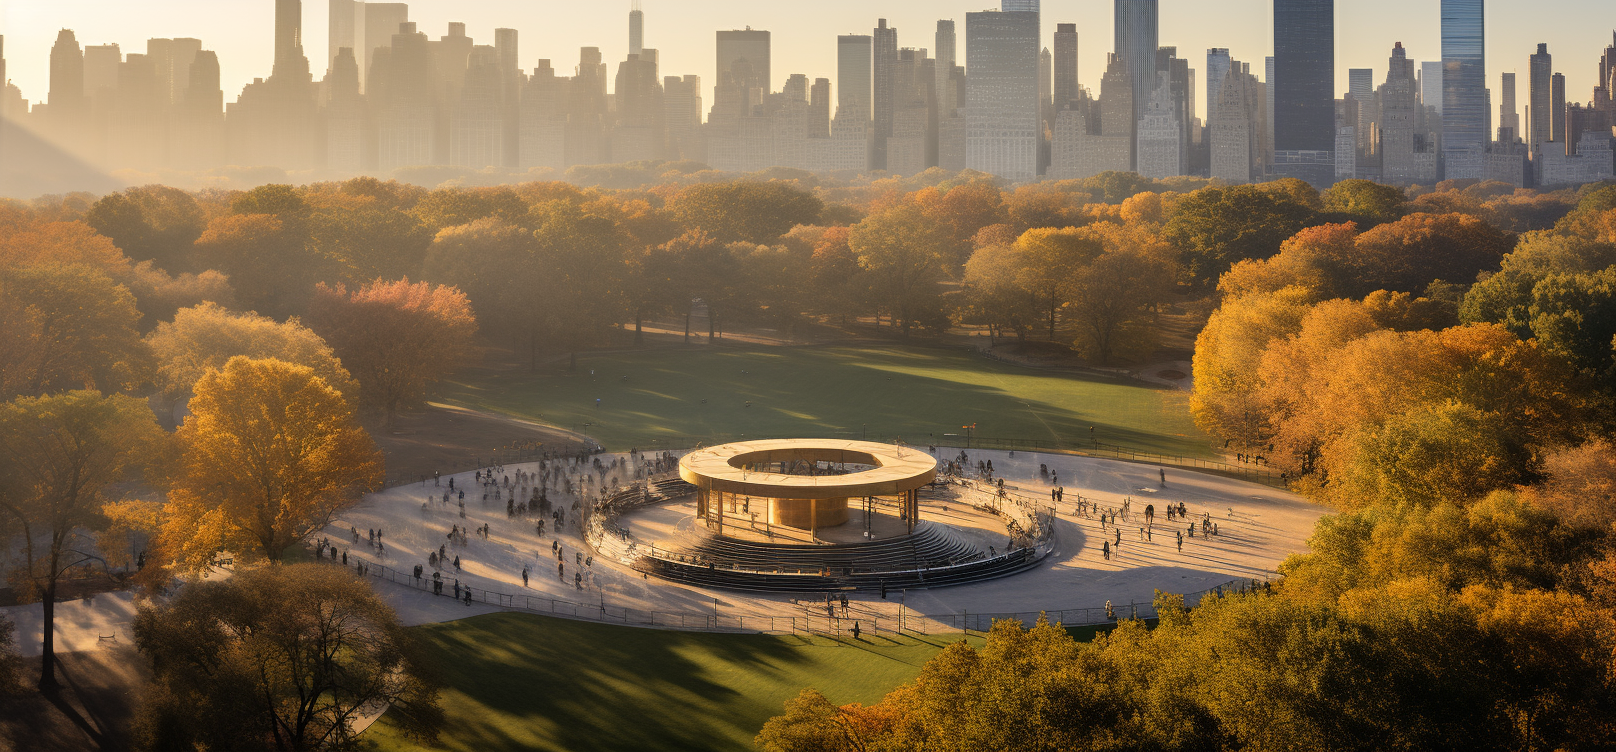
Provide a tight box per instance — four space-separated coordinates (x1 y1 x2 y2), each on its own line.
4 171 1596 373
756 182 1616 751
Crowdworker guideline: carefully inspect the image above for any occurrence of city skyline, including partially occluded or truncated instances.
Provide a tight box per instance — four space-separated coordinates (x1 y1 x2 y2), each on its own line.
4 0 1614 124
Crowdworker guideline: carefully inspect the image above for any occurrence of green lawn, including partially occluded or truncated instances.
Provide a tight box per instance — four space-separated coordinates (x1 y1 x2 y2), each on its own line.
365 612 982 752
444 345 1214 458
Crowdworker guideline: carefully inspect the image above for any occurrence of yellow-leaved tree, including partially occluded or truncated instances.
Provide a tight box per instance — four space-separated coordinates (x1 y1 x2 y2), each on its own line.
161 356 382 569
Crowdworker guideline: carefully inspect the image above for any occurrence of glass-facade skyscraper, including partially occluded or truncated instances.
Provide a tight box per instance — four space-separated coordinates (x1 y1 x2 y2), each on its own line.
1441 0 1486 177
1272 0 1334 185
1272 0 1334 153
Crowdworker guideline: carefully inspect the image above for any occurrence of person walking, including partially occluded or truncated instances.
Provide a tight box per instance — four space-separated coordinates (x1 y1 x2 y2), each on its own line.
1177 532 1184 552
1102 540 1111 561
851 622 861 640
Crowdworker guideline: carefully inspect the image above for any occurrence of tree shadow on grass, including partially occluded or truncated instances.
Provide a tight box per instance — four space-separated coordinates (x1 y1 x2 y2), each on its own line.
369 611 962 752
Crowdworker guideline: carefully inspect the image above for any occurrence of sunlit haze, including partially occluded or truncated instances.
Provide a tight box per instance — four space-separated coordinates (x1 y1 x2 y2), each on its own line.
3 0 1613 121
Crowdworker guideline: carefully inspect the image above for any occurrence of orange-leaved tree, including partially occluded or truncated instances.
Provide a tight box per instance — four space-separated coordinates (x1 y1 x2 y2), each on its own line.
306 279 477 427
161 357 382 568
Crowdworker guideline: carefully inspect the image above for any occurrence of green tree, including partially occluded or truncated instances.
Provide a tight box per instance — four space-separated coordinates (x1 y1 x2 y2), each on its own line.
667 182 823 244
1013 227 1105 337
1068 249 1177 365
0 391 161 692
1321 179 1407 226
962 243 1040 342
132 563 442 751
84 185 206 273
1165 185 1318 287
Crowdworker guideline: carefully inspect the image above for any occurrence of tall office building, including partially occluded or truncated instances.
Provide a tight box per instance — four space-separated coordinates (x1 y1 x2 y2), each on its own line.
1272 0 1336 185
965 8 1039 181
872 19 898 170
83 44 122 102
1421 61 1443 113
1349 67 1374 158
1115 0 1159 166
1498 71 1519 140
1001 0 1040 10
1529 44 1552 149
1441 0 1486 178
832 34 874 171
1054 25 1079 109
717 28 771 95
276 0 303 68
362 3 410 92
936 20 957 104
49 29 86 118
1551 71 1565 148
1207 48 1231 122
630 3 645 56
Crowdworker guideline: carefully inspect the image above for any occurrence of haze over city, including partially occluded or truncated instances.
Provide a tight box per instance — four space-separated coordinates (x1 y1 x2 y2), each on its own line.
3 0 1614 121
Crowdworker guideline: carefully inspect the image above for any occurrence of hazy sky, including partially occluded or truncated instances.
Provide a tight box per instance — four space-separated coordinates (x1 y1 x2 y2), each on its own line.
3 1 1613 121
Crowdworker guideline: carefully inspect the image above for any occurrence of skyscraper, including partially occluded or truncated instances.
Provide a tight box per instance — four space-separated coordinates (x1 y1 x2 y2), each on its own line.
1054 24 1079 109
872 19 897 170
833 34 873 171
49 29 86 116
1272 0 1335 185
1207 48 1231 122
965 8 1039 181
276 0 303 68
717 28 771 95
1499 71 1519 140
1421 61 1443 113
360 3 410 92
630 3 645 56
1115 0 1159 166
329 0 357 76
1001 0 1040 10
1441 0 1486 177
935 20 957 115
1530 43 1552 149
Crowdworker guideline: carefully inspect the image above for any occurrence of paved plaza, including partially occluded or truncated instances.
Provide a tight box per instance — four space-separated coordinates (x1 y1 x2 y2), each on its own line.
4 447 1324 650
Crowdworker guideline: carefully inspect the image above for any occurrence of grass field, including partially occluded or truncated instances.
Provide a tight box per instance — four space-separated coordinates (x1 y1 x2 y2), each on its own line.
444 345 1214 459
365 613 982 752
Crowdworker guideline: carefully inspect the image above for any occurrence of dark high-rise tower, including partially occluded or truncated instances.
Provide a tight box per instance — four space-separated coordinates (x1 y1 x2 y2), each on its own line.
1273 0 1334 152
1053 24 1078 109
1441 0 1486 177
1530 43 1552 149
1115 0 1158 166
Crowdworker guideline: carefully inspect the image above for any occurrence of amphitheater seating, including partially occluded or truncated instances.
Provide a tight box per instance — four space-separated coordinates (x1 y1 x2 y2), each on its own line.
634 546 1043 593
633 523 1045 593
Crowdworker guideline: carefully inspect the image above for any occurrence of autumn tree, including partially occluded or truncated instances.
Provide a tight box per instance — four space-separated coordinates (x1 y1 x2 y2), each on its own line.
913 181 1009 266
849 203 951 336
1190 286 1317 446
1014 227 1105 337
666 182 823 244
1068 248 1178 364
410 186 528 232
120 261 237 329
145 302 356 401
132 564 442 751
962 243 1041 342
191 213 320 317
528 200 630 365
1 264 152 396
162 357 382 568
1352 212 1513 294
306 279 477 425
0 218 132 278
1217 222 1361 299
308 202 434 284
0 286 45 400
84 185 206 273
0 391 161 691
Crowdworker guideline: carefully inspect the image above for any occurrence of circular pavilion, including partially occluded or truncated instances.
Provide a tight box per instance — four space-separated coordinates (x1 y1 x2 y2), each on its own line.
678 439 938 536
